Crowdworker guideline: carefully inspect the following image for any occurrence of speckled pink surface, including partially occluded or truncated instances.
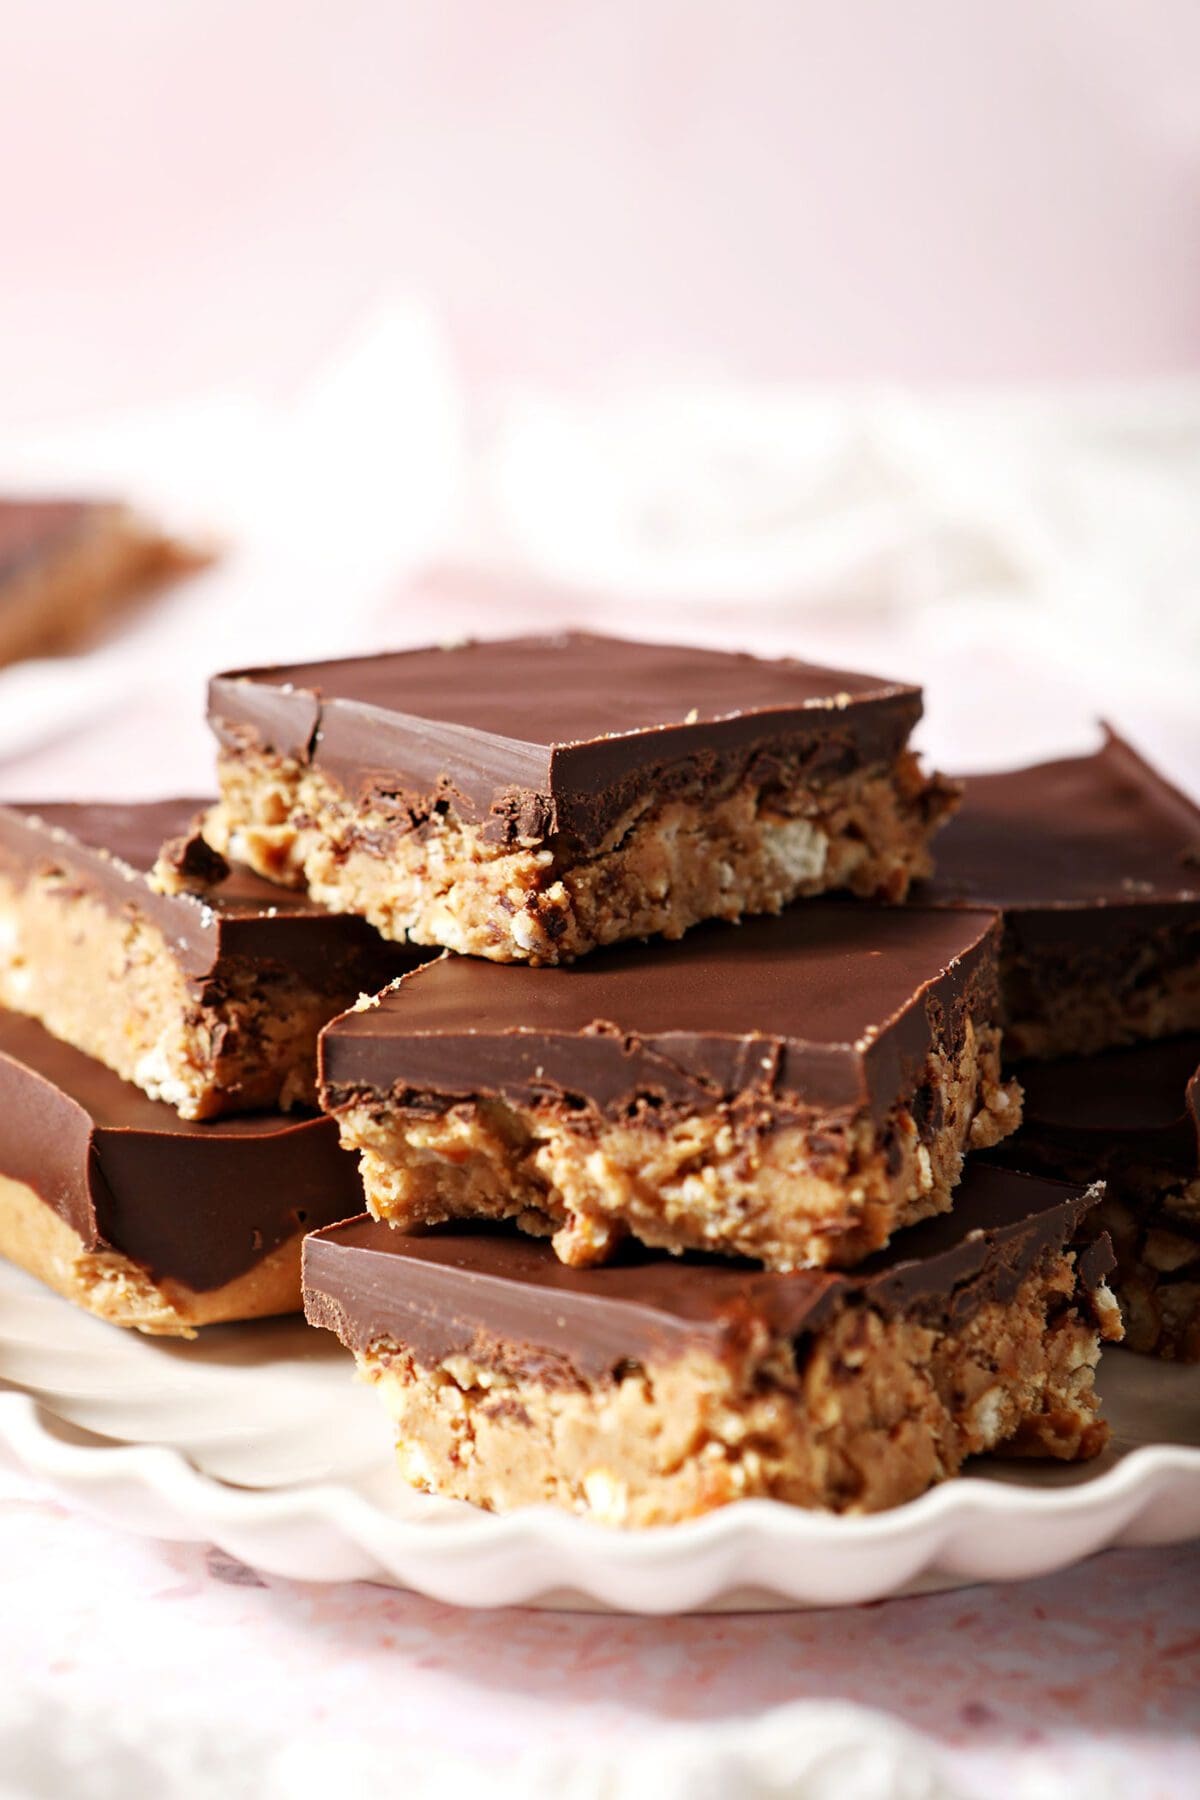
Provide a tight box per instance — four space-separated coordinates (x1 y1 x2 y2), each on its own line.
2 1463 1197 1796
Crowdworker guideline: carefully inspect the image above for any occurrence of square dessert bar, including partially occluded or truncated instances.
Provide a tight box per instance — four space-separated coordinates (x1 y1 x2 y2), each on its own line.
303 1165 1121 1525
206 633 958 963
0 1009 364 1336
988 1035 1200 1362
916 728 1200 1058
319 905 1020 1271
0 799 419 1120
0 497 203 668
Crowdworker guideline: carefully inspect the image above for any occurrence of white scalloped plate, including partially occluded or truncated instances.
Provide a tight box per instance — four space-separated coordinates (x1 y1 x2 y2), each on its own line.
1 1258 1197 1612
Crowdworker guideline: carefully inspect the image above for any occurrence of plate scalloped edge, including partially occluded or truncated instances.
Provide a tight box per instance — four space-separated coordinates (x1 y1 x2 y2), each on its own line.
3 1388 1199 1613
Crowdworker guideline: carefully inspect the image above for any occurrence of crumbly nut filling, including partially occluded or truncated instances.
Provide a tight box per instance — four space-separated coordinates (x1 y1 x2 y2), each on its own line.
208 745 955 962
356 1249 1118 1525
1003 936 1200 1061
1089 1175 1200 1363
328 1018 1022 1270
0 874 358 1119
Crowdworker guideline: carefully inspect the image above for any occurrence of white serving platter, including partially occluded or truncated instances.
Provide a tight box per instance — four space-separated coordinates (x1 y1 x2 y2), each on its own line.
1 1259 1197 1612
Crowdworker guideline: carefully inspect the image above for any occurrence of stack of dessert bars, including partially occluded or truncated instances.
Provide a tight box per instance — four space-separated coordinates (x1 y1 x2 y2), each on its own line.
1 634 1196 1525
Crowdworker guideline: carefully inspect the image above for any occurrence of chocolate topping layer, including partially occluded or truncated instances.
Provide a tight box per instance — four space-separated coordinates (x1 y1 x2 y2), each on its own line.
0 798 416 989
320 904 1001 1122
0 499 100 586
0 1009 363 1291
999 1036 1200 1175
208 633 925 850
917 729 1200 920
303 1165 1110 1378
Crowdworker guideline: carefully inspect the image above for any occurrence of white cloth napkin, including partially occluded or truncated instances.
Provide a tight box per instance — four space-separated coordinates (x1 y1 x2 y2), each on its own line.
0 306 1194 797
0 1685 959 1800
485 379 1200 683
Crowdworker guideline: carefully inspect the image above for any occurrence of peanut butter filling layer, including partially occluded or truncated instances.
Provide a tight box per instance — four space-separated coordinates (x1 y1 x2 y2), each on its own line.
0 874 360 1120
209 746 952 963
329 1018 1020 1272
0 1174 307 1338
356 1248 1119 1525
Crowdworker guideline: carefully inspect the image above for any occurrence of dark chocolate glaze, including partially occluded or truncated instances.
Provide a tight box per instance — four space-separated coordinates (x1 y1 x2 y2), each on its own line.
913 732 1200 1011
320 905 1001 1123
917 729 1200 915
0 798 419 991
0 499 101 586
302 1165 1110 1378
0 1009 363 1291
208 633 925 851
991 1035 1200 1185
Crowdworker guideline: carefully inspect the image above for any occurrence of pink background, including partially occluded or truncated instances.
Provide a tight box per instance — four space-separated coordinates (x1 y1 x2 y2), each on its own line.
3 0 1200 424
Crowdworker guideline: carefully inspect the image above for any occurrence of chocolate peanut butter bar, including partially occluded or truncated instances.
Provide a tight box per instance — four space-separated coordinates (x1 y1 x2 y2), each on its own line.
206 634 957 963
303 1166 1121 1525
319 905 1020 1270
0 498 204 667
916 730 1200 1058
988 1036 1200 1362
0 1010 363 1336
0 800 419 1120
